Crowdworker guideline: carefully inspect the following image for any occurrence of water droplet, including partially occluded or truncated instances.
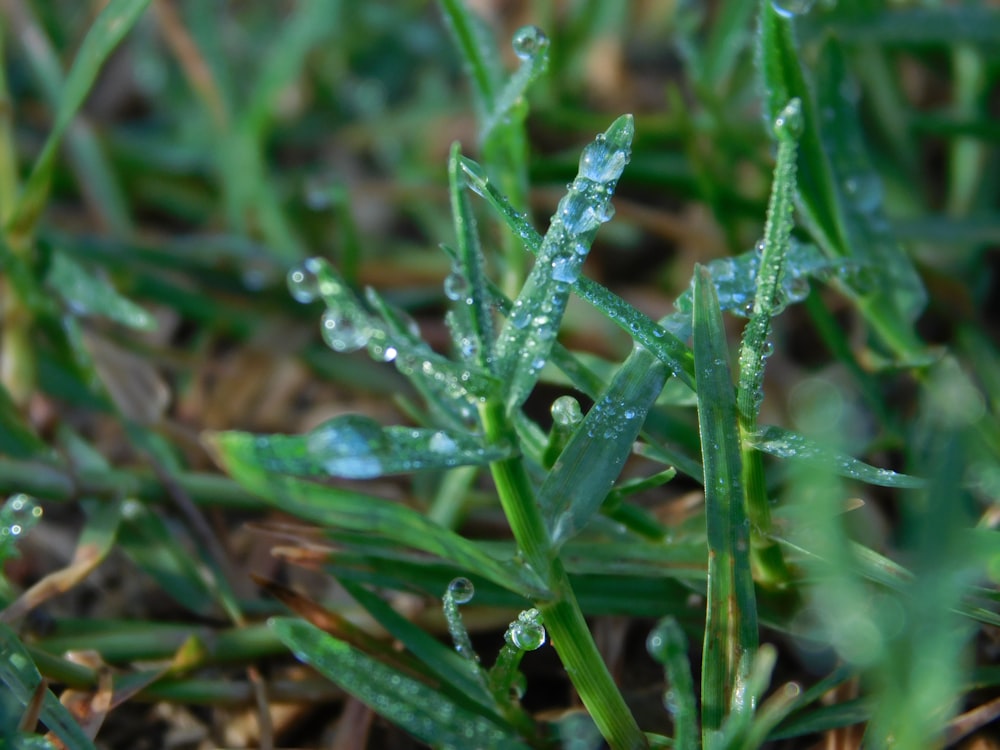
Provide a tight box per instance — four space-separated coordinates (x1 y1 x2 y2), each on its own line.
429 431 458 454
320 309 369 352
509 302 532 329
308 414 386 478
448 577 475 604
509 609 546 650
287 258 325 303
512 25 549 61
444 270 470 302
551 257 581 284
551 395 583 426
773 98 803 139
771 0 816 18
579 140 628 184
762 339 775 358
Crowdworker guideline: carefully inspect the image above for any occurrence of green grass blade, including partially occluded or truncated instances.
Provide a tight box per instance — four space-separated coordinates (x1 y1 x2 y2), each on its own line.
480 26 550 146
647 617 698 750
459 154 696 388
208 437 548 597
692 266 758 736
0 623 97 749
448 143 495 371
494 114 634 411
211 417 511 480
818 6 1000 45
748 425 926 488
437 0 501 121
271 617 532 749
543 346 668 548
7 0 151 241
46 252 156 331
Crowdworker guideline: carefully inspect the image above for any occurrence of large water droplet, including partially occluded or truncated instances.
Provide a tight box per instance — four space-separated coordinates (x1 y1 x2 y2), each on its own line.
551 395 583 427
448 576 475 604
579 139 629 184
320 309 370 352
509 609 546 650
771 0 816 18
287 258 327 303
511 25 548 61
429 430 458 454
308 414 386 478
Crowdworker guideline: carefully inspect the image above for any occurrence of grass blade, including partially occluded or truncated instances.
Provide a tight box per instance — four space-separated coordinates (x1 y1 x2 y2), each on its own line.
494 114 634 411
270 617 532 749
647 617 699 750
692 266 758 737
207 436 548 597
7 0 151 241
543 346 668 548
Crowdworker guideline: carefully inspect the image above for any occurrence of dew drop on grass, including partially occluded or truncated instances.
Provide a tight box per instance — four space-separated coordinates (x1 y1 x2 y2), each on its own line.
447 576 475 604
320 309 370 352
773 98 803 140
551 395 583 426
444 270 470 302
551 256 580 283
771 0 816 18
429 430 458 455
308 415 387 478
287 258 325 303
509 609 546 650
511 25 548 61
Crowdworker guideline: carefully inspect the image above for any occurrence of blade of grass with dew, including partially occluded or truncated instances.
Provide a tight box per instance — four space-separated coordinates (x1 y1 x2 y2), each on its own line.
437 0 501 123
206 438 548 597
6 0 151 242
459 154 696 388
447 143 495 371
543 346 669 548
647 617 698 750
213 417 511 479
748 425 926 488
45 252 157 331
692 266 758 738
0 623 98 749
756 1 925 358
479 25 550 146
493 114 634 411
271 617 532 749
734 98 802 588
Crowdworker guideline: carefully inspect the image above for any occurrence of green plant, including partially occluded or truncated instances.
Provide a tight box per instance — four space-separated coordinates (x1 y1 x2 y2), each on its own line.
1 1 999 748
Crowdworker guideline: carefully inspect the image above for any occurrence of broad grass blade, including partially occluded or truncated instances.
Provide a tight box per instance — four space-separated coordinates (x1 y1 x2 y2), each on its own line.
543 346 668 548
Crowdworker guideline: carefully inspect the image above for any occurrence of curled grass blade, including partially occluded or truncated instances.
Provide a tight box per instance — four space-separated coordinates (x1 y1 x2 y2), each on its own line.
692 266 758 737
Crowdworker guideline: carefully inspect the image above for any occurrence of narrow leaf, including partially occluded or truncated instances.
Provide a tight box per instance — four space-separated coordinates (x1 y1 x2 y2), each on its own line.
692 266 757 735
208 436 548 597
495 115 634 411
270 617 531 749
46 252 156 330
749 425 926 488
647 618 698 750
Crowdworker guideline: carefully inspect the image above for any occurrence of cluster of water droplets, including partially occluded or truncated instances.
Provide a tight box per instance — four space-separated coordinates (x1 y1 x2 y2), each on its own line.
0 494 42 561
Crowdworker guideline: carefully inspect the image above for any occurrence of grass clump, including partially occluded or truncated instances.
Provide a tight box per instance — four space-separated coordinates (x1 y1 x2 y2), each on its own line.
1 1 998 749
